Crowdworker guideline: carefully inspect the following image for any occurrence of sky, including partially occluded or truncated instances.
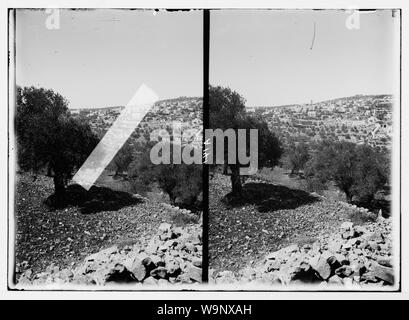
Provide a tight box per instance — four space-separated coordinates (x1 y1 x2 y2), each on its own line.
16 9 202 109
210 10 400 107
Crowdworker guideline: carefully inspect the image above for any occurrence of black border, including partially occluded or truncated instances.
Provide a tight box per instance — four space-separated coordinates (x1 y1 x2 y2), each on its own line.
202 9 210 283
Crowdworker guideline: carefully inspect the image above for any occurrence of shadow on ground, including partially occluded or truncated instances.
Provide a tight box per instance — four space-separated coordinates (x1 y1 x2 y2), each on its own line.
44 184 142 214
223 182 320 212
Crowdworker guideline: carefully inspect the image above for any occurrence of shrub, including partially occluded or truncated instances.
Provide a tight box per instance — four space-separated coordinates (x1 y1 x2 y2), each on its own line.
305 140 389 204
281 141 310 175
128 142 202 209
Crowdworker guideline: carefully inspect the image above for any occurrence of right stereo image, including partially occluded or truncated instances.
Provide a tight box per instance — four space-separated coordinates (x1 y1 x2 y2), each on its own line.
207 9 400 291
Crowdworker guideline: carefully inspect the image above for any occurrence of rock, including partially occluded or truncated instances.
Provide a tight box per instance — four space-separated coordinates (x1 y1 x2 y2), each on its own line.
342 277 353 287
143 276 158 285
165 259 181 276
216 276 236 285
328 275 343 285
341 231 353 240
348 251 359 260
18 274 32 286
266 260 281 272
164 239 177 248
159 233 171 241
158 223 172 233
371 263 394 284
22 269 32 279
285 244 300 254
335 265 353 277
185 264 202 282
311 256 332 280
367 241 380 251
297 261 311 273
145 240 159 255
46 264 60 274
124 256 147 281
59 268 74 281
259 273 280 284
369 232 384 244
183 243 195 253
267 244 299 260
94 263 129 285
176 273 193 283
150 255 165 267
350 261 366 276
333 253 348 266
140 256 156 271
158 279 169 285
328 241 342 253
85 246 118 262
239 267 257 280
340 221 353 232
348 238 361 247
354 225 368 236
360 272 378 283
192 258 202 268
150 267 168 279
342 241 353 251
377 257 393 268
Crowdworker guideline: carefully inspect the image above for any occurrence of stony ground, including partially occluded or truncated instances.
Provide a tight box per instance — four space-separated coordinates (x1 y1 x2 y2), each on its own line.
17 222 202 287
210 217 394 289
14 173 200 280
209 174 378 272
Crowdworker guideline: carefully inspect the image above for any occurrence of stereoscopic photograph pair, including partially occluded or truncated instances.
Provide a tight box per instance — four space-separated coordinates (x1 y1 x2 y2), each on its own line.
8 8 400 291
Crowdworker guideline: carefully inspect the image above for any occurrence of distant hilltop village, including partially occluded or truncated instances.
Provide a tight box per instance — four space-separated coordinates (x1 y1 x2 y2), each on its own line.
69 96 203 147
247 94 393 151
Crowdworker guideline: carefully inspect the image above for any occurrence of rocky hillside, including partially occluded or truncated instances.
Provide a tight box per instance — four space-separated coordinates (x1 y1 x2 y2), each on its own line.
210 216 394 289
70 97 203 143
14 173 202 287
209 174 379 273
252 94 393 151
17 222 202 288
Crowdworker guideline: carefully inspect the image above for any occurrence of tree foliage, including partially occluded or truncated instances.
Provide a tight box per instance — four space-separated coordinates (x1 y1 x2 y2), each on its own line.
305 140 389 203
108 142 134 176
15 86 99 197
209 85 282 194
128 142 202 209
282 141 310 175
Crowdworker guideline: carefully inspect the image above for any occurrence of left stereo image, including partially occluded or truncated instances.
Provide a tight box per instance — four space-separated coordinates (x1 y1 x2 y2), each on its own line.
9 8 204 289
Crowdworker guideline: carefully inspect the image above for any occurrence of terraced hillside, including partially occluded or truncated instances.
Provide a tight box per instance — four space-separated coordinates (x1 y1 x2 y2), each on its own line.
70 97 203 145
251 94 393 151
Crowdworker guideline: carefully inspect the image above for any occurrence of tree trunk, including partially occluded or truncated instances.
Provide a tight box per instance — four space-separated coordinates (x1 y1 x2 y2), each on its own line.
53 173 65 197
223 163 228 175
230 165 242 195
168 192 176 205
345 190 353 203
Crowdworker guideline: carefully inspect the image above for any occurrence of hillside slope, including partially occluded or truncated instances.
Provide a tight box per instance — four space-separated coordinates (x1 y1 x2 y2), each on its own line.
14 173 200 278
210 217 394 288
209 174 381 273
